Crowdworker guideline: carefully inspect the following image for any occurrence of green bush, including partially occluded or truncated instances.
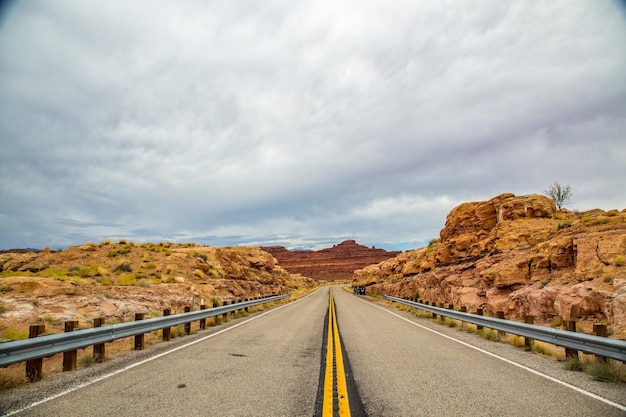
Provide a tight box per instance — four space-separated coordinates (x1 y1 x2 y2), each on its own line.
3 326 28 340
586 361 626 382
563 357 583 372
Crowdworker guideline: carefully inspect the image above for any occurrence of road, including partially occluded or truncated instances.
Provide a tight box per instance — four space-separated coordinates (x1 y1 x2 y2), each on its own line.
2 286 625 416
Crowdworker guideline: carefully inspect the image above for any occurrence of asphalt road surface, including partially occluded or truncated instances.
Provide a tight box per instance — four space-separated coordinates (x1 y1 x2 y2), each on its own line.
2 285 625 416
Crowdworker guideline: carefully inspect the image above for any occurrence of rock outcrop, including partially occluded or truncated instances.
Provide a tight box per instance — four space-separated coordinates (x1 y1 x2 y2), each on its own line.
262 240 400 281
0 242 315 337
353 194 626 338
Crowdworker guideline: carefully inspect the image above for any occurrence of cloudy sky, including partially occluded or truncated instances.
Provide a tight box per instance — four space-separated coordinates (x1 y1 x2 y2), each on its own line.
1 1 625 252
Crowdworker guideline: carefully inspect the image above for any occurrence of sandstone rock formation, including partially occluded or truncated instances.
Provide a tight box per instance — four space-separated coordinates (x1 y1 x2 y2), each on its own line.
262 240 400 281
0 242 315 337
353 194 626 339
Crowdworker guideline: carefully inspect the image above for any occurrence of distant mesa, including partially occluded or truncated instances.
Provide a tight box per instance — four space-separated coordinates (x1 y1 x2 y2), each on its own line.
262 240 401 281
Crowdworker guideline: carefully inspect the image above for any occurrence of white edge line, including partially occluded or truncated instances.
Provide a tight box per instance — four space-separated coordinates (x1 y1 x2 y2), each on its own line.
360 297 626 412
5 290 319 416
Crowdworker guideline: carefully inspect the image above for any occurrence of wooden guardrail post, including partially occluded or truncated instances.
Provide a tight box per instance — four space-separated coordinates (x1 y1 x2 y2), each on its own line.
476 309 484 330
134 313 145 350
184 306 191 335
199 300 207 330
524 316 534 350
163 309 171 341
26 324 45 382
496 311 506 337
93 318 105 362
564 319 578 358
221 301 227 322
62 320 79 371
593 324 608 363
460 306 466 329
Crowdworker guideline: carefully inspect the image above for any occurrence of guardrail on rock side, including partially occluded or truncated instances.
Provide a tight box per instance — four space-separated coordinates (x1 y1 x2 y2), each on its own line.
0 293 290 380
383 295 626 363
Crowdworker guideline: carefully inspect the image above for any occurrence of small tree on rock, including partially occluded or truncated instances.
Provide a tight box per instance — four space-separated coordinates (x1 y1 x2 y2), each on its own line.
543 181 572 209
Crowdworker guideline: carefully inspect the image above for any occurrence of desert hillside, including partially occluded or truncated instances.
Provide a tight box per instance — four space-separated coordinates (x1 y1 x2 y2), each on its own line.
0 242 315 337
353 193 626 339
262 240 400 280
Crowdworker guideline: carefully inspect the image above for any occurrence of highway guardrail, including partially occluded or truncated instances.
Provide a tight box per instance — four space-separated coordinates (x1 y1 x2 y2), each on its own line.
383 295 626 362
0 294 290 368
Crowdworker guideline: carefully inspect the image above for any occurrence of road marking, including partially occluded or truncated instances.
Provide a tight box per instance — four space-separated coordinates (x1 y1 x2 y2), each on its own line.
362 297 626 412
322 290 351 417
4 291 319 417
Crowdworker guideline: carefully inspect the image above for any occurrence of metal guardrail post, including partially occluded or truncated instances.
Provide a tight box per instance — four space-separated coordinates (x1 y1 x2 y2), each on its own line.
26 324 45 382
62 321 79 371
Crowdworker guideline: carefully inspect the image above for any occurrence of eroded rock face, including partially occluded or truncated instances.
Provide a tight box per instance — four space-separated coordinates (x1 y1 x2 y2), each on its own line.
262 240 400 281
353 194 626 338
0 243 315 336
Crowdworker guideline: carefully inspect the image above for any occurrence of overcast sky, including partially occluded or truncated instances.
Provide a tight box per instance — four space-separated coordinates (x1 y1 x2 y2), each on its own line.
1 1 625 252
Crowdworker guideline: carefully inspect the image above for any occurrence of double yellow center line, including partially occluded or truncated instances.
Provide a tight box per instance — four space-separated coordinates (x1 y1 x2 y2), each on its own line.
323 290 351 417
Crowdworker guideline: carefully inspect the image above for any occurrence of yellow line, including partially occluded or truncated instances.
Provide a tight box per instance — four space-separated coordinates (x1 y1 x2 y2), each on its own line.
322 290 351 417
322 291 334 417
332 292 351 417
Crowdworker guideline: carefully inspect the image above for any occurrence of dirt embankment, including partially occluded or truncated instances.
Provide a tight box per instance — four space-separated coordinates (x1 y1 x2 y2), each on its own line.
0 242 316 337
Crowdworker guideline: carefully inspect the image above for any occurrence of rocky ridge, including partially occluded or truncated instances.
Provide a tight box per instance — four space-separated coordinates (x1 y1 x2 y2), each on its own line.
262 240 400 280
353 193 626 338
0 242 315 337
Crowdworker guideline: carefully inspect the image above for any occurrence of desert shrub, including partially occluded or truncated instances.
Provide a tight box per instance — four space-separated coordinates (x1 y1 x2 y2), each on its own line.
114 263 132 273
614 255 625 267
0 285 12 293
3 326 28 340
118 245 132 255
606 209 619 217
0 367 27 391
79 354 98 368
117 275 137 286
557 220 572 230
586 360 626 382
563 357 584 372
530 340 557 357
95 276 112 285
107 250 118 258
485 331 500 342
551 317 564 327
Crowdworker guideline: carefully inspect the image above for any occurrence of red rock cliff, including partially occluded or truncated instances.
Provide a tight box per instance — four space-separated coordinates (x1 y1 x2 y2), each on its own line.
353 193 626 339
263 240 400 281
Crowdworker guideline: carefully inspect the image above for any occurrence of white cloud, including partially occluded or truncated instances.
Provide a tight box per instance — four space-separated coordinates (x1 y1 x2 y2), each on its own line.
1 0 625 250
